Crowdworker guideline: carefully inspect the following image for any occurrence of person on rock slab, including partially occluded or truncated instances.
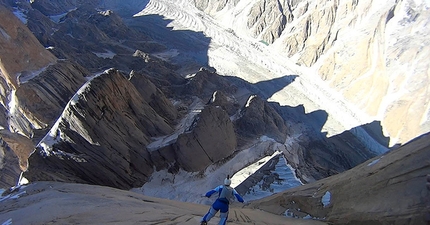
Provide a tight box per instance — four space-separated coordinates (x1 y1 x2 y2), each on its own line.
200 176 244 225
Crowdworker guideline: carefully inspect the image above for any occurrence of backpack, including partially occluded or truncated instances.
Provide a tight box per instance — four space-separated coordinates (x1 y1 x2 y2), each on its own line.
218 185 233 204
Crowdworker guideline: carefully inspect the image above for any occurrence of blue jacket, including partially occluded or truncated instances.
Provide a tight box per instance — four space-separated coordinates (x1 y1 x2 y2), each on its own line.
205 185 244 204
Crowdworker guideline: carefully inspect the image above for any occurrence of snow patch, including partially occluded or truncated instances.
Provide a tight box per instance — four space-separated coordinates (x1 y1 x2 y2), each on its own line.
210 91 218 103
230 150 281 188
322 191 331 207
367 156 383 166
240 154 303 201
8 90 17 116
245 95 257 108
284 209 295 217
93 50 116 59
137 137 285 203
18 173 29 186
0 189 27 203
152 49 179 61
49 8 77 23
147 98 204 151
13 7 27 24
1 218 12 225
0 28 10 40
17 65 50 84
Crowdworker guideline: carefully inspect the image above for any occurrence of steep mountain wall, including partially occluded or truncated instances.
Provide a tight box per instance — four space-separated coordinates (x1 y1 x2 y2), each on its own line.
0 0 384 191
193 0 430 146
0 5 57 90
248 132 430 224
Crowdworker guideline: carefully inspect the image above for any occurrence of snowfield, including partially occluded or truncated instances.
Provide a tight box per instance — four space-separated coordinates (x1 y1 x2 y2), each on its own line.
134 136 303 204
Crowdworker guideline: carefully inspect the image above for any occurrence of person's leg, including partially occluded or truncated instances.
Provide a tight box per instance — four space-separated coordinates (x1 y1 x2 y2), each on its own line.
202 207 218 223
218 204 229 225
219 211 228 225
202 200 222 223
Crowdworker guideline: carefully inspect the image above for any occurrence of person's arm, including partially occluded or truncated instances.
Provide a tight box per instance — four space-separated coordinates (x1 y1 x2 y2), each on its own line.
205 185 222 198
233 188 244 203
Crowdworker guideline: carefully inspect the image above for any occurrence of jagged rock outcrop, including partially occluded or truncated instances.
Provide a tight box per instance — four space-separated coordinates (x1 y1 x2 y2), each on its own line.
181 70 238 101
128 70 178 124
174 105 237 172
23 69 175 189
235 95 288 143
248 132 430 224
207 90 239 116
246 0 292 43
192 0 430 146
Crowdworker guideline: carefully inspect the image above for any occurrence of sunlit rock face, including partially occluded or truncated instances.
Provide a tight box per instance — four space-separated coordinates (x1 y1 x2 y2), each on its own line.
14 62 88 137
0 4 91 187
193 0 430 145
0 5 57 90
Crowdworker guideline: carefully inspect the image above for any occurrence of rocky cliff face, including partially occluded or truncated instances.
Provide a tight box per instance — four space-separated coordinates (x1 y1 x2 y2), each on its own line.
193 0 430 146
248 132 430 224
0 5 57 89
23 69 174 189
174 105 236 172
235 95 288 143
0 138 22 188
0 0 387 193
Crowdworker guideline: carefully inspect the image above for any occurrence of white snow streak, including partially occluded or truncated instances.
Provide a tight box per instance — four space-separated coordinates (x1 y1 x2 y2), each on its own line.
13 7 27 24
7 90 17 116
138 137 287 203
244 95 256 108
147 98 204 151
322 191 331 207
1 218 12 225
17 65 50 84
230 150 281 188
93 50 116 59
367 156 383 166
49 8 77 23
0 28 11 40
